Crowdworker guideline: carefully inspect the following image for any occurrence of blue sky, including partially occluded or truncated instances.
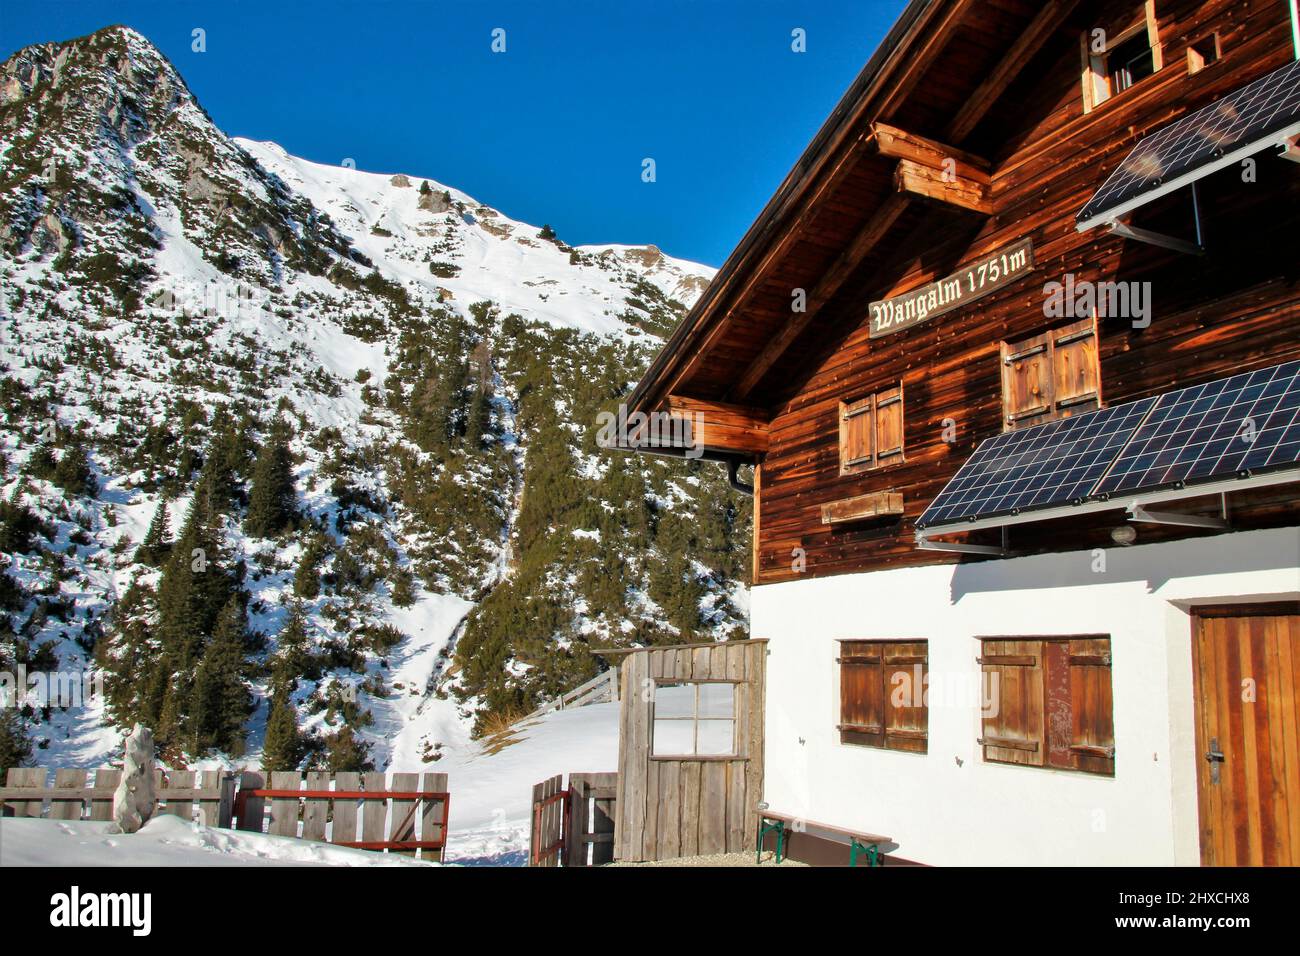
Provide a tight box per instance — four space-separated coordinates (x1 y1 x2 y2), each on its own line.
1 1 908 267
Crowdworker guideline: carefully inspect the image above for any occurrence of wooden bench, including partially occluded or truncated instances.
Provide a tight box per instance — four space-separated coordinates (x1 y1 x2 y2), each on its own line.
756 810 891 867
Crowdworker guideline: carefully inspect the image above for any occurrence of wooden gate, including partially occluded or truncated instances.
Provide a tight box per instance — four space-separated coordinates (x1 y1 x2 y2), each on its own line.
1192 604 1300 866
235 771 450 860
528 772 618 867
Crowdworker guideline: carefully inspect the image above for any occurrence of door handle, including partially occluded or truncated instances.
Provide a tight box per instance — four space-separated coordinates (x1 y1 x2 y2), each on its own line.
1205 737 1224 784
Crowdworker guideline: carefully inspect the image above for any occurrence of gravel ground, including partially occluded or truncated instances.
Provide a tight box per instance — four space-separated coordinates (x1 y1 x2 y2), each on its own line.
609 851 807 867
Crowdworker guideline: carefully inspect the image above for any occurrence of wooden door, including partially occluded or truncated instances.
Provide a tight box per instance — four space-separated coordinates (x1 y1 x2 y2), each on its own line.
1192 605 1300 866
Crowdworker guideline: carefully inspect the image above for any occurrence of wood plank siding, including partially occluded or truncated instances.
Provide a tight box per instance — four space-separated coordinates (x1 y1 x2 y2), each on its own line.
612 639 766 862
627 0 1300 585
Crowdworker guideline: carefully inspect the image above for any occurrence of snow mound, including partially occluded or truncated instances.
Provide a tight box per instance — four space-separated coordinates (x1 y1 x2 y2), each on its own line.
0 813 436 867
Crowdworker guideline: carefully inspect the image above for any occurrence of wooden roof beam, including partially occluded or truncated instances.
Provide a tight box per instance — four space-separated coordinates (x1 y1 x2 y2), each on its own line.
659 394 770 455
944 0 1083 144
872 122 993 214
893 158 993 214
728 193 910 402
872 121 991 181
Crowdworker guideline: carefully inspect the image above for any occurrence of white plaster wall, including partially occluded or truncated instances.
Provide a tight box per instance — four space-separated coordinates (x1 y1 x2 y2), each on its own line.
754 526 1300 866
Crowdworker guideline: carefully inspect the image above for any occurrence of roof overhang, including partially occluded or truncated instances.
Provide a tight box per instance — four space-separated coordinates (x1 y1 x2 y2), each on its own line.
625 0 944 417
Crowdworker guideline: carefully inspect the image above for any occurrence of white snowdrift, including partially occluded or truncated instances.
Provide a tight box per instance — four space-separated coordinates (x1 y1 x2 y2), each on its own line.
0 813 435 867
439 700 620 865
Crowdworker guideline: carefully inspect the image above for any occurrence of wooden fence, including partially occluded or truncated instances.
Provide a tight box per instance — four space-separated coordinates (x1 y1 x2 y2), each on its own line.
1 767 235 826
528 772 617 867
1 768 450 862
520 667 619 723
234 770 450 861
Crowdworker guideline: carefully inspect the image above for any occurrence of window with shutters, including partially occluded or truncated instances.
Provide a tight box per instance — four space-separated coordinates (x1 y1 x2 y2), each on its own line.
1000 317 1100 431
839 384 904 475
978 636 1114 776
837 640 928 753
1080 2 1163 112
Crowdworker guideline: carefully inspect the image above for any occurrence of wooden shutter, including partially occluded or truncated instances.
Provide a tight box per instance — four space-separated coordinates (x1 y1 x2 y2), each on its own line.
979 639 1045 766
882 641 927 753
839 397 874 475
1066 637 1114 775
1002 331 1052 430
875 385 904 465
1052 318 1100 417
839 642 884 747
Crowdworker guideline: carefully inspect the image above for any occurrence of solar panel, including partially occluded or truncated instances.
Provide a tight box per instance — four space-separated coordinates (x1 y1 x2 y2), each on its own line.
1076 58 1300 228
916 398 1156 529
917 361 1300 533
1094 360 1300 496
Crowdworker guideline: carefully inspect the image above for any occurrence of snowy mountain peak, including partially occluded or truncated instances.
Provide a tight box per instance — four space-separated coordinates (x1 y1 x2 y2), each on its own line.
0 26 745 782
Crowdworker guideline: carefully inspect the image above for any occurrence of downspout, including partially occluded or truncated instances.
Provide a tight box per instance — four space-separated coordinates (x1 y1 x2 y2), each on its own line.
1292 0 1300 59
727 458 754 496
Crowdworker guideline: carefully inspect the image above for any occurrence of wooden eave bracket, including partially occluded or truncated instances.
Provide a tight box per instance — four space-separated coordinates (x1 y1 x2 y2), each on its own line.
872 122 994 215
656 394 770 456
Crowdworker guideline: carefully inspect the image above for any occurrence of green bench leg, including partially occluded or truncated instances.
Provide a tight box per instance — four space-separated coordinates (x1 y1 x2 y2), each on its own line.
850 839 882 867
756 817 787 864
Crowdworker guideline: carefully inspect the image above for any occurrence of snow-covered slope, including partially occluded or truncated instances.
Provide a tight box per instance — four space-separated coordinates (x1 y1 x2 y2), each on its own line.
238 139 712 338
0 24 750 786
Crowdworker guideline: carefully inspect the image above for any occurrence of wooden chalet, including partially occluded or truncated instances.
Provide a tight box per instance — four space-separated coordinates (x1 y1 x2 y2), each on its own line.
620 0 1300 865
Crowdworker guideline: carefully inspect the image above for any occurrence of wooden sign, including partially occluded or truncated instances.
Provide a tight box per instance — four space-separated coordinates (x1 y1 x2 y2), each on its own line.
868 239 1035 338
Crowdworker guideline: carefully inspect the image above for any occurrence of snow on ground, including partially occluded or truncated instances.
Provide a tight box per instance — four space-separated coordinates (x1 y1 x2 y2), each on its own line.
0 814 434 867
2 700 618 867
434 701 620 865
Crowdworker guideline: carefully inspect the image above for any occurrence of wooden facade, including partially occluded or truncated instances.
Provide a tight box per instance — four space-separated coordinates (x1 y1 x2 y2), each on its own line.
627 0 1300 585
609 640 766 862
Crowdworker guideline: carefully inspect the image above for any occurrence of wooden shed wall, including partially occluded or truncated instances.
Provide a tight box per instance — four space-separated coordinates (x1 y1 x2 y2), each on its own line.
613 640 767 862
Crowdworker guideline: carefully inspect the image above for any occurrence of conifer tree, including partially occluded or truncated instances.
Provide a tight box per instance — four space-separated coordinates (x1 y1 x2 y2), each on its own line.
464 384 490 451
261 692 305 772
157 491 235 672
244 419 296 538
153 489 239 747
319 725 374 772
188 596 252 756
293 532 327 599
269 601 314 691
135 498 170 566
27 444 57 482
99 582 163 728
53 441 96 497
0 710 32 774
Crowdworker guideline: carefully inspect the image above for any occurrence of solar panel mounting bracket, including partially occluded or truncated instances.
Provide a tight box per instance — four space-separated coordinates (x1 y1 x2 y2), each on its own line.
915 526 1014 557
1107 219 1204 256
1104 180 1206 256
1280 135 1300 163
1125 503 1228 529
